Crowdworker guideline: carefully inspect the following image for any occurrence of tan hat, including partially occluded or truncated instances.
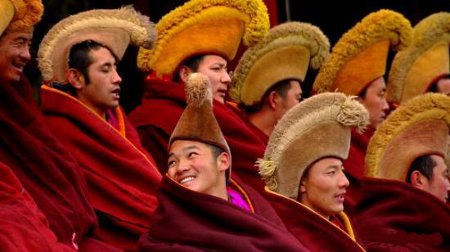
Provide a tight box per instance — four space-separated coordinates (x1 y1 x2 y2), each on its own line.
136 0 269 77
38 6 156 83
258 92 369 199
1 0 43 35
230 22 330 106
365 93 450 181
387 12 450 105
170 73 231 180
313 9 412 95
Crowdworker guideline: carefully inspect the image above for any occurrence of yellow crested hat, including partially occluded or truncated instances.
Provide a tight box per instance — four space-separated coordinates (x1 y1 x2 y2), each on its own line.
365 93 450 181
313 9 412 95
387 12 450 105
230 22 330 106
170 73 232 180
38 6 156 83
137 0 269 77
1 0 43 35
258 92 369 199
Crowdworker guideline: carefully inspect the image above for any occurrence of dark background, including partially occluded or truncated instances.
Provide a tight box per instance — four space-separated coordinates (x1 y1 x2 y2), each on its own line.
27 0 449 112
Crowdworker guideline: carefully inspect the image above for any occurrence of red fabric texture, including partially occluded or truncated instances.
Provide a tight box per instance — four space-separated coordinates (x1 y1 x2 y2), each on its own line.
129 77 267 192
344 127 375 180
139 175 309 251
0 76 99 248
351 177 450 251
264 189 365 251
40 86 162 250
0 162 75 251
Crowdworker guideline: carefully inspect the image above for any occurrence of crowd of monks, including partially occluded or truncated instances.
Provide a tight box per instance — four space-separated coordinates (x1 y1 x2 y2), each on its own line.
0 0 449 251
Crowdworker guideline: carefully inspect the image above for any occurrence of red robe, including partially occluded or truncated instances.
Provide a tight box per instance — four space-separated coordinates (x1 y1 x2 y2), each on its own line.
264 189 365 251
129 77 268 191
344 127 375 180
351 177 450 251
343 127 375 216
0 162 74 251
0 76 107 249
139 175 309 251
40 85 162 250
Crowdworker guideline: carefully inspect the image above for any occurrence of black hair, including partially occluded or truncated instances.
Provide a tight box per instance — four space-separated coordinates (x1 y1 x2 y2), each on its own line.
406 155 436 183
172 55 205 82
68 40 118 84
208 144 226 159
241 79 298 114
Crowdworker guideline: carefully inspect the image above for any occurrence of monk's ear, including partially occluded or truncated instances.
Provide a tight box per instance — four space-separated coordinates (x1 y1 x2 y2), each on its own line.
217 152 230 173
268 91 280 110
410 170 426 189
179 66 193 84
67 69 85 90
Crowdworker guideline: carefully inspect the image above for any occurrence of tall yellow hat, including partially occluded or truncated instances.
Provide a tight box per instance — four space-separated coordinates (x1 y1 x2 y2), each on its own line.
230 22 330 106
258 92 368 199
365 93 450 181
0 0 43 35
313 9 412 95
137 0 269 77
38 6 155 83
387 12 450 105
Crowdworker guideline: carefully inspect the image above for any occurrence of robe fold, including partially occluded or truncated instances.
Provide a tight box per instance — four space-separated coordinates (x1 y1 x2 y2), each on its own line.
0 76 102 249
139 175 309 251
40 85 162 250
264 188 366 251
129 78 267 191
351 177 450 251
0 162 75 251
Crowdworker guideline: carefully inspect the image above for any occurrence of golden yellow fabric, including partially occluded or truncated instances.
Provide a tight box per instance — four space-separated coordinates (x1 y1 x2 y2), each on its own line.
0 0 14 36
136 0 269 77
231 22 329 106
387 12 450 105
7 0 43 33
313 9 412 95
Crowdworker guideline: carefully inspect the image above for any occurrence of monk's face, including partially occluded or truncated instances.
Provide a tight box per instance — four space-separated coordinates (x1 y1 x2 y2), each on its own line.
299 157 349 219
422 155 450 203
0 31 33 83
275 80 302 120
359 77 389 129
196 55 231 104
167 140 229 200
73 47 122 117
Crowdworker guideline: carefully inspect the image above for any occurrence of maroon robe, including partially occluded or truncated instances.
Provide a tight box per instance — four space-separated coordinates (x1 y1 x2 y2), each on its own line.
129 77 267 191
0 76 107 249
0 162 74 251
344 127 375 180
264 189 365 251
40 85 162 250
343 127 375 216
139 175 309 251
351 177 450 251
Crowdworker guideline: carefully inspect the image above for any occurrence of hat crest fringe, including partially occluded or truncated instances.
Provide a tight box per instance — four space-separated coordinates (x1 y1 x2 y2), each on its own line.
313 9 412 93
338 96 369 132
260 92 369 192
231 22 330 103
365 93 450 177
38 6 155 82
256 159 277 190
185 73 212 107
